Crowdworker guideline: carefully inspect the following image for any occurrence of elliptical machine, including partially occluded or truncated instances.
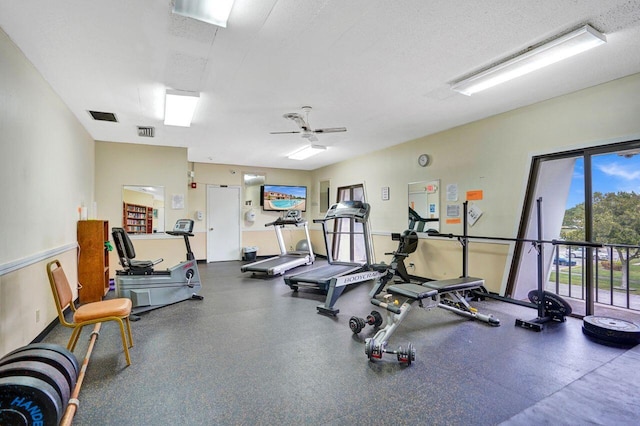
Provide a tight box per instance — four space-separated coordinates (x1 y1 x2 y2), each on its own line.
112 219 203 315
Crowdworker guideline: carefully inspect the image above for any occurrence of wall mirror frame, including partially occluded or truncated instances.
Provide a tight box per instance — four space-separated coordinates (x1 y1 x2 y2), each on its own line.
408 180 440 233
122 185 165 234
319 179 330 213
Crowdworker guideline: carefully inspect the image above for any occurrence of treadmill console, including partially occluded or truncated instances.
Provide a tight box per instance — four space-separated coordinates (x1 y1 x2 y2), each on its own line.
324 201 370 221
267 209 305 227
285 209 303 222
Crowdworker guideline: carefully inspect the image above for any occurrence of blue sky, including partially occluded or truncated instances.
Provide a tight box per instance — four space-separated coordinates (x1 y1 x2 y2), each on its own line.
567 153 640 208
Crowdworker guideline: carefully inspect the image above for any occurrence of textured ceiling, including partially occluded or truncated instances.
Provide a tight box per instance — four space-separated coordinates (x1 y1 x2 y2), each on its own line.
1 1 640 170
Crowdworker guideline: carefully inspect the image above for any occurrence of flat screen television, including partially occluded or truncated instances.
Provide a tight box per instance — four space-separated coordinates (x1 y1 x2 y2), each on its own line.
261 184 307 212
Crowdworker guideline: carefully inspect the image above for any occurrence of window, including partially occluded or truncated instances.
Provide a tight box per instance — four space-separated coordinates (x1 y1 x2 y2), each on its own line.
333 184 366 262
509 139 640 317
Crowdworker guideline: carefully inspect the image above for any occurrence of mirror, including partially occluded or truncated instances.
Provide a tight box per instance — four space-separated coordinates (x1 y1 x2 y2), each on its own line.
122 185 165 234
319 180 330 213
243 173 265 207
408 180 440 233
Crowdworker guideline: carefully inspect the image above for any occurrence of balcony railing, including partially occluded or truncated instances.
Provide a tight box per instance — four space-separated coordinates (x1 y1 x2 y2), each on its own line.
549 243 640 312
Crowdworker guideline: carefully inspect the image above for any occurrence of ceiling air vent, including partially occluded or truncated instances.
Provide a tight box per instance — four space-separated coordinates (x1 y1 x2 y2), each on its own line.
88 110 118 122
137 126 155 137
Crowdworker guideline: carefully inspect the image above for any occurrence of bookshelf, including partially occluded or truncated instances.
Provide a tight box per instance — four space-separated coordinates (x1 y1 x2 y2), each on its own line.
77 220 110 303
123 202 153 234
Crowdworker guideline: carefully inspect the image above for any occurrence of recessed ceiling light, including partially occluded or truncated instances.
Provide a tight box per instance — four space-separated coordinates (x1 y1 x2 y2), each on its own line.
287 145 327 160
172 0 236 28
451 25 606 96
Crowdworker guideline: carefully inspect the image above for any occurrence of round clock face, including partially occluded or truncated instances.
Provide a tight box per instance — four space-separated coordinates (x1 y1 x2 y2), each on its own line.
418 154 429 167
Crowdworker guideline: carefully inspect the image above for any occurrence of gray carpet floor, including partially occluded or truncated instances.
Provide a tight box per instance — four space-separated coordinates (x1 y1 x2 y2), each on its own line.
41 260 640 425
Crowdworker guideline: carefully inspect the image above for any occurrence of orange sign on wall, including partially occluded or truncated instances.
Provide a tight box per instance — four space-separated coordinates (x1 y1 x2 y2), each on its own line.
466 190 483 201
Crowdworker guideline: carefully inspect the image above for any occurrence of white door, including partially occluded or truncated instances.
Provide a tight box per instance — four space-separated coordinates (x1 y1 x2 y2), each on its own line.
207 185 241 262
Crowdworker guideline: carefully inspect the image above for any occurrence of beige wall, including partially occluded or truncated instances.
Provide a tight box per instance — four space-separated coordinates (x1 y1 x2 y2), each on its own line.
312 73 640 294
95 142 190 272
187 163 313 258
0 28 94 355
4 17 640 356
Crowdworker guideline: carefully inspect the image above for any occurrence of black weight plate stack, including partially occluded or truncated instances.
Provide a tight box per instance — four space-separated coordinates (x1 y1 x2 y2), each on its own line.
0 360 71 408
583 315 640 347
0 349 77 393
5 343 80 378
0 375 63 425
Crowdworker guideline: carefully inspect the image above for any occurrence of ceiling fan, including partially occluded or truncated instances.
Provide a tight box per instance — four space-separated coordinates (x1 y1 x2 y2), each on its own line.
270 106 346 142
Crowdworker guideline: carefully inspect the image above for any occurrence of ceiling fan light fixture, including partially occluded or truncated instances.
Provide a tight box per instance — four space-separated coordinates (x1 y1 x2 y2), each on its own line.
164 89 200 127
451 24 606 96
172 0 236 28
287 144 327 160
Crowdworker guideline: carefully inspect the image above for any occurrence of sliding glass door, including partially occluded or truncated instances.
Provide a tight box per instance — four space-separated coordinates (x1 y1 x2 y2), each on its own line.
510 139 640 318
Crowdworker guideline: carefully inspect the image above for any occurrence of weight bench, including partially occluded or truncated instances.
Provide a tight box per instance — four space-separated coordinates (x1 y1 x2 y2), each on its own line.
350 276 500 365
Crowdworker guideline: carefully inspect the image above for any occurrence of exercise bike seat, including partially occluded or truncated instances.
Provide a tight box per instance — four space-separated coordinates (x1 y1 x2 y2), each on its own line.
112 227 163 274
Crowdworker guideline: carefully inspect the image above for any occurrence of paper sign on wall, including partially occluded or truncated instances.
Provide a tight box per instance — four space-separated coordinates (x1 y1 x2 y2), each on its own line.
446 184 458 201
467 203 483 226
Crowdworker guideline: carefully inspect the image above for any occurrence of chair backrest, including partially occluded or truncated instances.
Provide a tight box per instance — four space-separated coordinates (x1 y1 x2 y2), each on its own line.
46 260 76 325
112 227 135 268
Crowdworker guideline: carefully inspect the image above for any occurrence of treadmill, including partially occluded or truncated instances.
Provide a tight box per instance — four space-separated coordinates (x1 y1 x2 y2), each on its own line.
284 201 381 315
241 210 315 276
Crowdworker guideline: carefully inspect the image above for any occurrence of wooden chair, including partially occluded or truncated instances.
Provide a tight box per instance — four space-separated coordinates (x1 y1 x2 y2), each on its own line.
46 259 134 366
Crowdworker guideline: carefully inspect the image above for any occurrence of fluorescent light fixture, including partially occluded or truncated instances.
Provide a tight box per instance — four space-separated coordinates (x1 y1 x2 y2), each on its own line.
164 90 199 127
451 25 606 96
287 145 327 160
172 0 236 28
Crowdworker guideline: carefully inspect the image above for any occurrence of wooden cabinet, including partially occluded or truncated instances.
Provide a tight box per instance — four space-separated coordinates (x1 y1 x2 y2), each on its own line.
123 202 153 234
77 220 110 303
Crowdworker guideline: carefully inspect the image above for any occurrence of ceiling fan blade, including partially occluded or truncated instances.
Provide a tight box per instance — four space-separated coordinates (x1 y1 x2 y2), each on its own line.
270 131 301 134
283 113 308 130
314 127 347 133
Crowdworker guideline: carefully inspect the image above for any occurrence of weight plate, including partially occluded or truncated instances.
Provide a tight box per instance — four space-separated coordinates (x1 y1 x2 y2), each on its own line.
0 375 62 425
0 360 70 407
364 338 374 360
408 342 415 366
369 311 383 327
349 316 364 334
583 316 640 346
3 343 79 378
0 350 77 392
528 290 572 319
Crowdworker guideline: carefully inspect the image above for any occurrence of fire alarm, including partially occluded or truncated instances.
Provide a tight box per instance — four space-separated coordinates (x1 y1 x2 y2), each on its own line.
191 182 197 189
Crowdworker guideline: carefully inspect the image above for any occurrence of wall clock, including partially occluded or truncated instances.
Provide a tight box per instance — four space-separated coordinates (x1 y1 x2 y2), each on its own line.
418 154 430 167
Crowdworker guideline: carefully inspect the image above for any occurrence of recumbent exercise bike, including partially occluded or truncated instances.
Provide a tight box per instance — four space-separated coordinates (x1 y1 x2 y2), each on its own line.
112 219 203 315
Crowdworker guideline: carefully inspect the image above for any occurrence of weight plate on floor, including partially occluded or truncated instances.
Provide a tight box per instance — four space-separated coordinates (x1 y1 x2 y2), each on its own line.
0 349 77 391
369 311 383 327
528 290 572 319
582 315 640 346
3 343 79 378
364 338 374 360
0 376 62 425
0 360 70 407
349 316 365 334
